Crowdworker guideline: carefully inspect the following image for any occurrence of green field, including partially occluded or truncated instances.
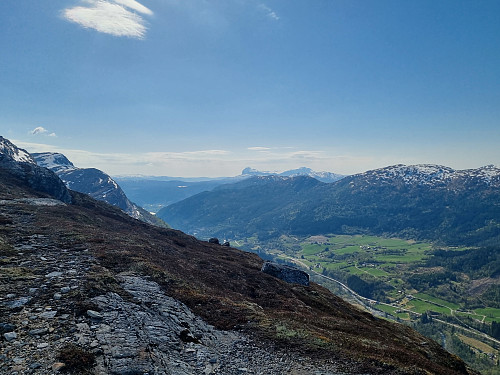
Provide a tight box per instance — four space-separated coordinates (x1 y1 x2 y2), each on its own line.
474 308 500 323
413 293 460 310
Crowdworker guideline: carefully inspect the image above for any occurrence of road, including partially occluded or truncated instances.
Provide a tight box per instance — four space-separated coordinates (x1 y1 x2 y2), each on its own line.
284 255 500 347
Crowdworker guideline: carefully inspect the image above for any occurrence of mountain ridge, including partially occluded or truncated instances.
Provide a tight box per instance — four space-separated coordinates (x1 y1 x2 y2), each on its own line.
31 152 166 227
157 164 500 245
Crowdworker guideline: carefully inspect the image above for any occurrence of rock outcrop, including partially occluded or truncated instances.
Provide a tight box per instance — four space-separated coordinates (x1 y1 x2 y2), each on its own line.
261 261 310 286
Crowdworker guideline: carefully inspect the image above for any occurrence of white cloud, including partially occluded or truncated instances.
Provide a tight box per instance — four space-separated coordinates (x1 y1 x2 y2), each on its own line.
248 146 271 151
113 0 153 15
30 127 48 135
29 127 57 137
13 140 380 177
63 0 153 39
259 4 280 21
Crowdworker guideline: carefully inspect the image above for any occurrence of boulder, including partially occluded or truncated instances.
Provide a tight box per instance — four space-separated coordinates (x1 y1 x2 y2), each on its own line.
208 238 220 245
261 262 309 286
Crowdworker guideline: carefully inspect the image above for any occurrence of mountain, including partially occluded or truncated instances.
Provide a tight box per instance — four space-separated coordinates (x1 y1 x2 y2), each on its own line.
157 164 500 245
242 166 345 183
115 167 343 213
0 136 72 204
32 152 166 227
0 141 475 374
157 175 323 239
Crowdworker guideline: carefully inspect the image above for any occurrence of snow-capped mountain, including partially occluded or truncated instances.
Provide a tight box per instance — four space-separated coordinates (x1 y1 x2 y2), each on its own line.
32 152 167 227
32 152 77 174
241 166 344 183
0 136 36 164
355 164 500 187
0 137 72 203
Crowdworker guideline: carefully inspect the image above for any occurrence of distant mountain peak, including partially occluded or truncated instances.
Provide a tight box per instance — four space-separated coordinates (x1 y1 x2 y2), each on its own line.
32 152 76 174
241 166 344 183
0 136 36 164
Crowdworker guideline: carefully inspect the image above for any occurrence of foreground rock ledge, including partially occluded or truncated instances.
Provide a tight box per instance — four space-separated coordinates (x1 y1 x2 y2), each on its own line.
261 261 310 286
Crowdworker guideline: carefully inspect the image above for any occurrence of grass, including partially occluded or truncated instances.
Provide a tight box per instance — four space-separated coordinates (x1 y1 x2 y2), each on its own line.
406 299 452 315
414 293 460 310
457 334 498 355
474 308 500 323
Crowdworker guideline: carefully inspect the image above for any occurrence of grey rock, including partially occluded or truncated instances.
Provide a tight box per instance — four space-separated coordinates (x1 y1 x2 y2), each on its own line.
45 271 63 278
29 328 48 336
87 310 103 319
4 331 17 341
208 237 220 244
5 296 31 309
39 310 57 319
261 261 310 286
60 286 71 293
0 322 16 333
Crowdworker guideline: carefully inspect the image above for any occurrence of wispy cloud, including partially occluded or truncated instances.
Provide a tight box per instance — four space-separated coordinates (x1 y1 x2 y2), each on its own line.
259 4 280 21
14 140 378 177
63 0 153 39
29 127 57 137
248 146 271 151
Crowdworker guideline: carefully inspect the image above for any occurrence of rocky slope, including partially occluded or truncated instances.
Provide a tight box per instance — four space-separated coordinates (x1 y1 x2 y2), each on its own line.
0 142 476 374
32 152 166 227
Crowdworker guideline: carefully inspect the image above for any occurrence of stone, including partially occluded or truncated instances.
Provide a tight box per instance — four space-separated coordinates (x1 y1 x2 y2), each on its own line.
60 286 71 293
5 297 30 309
4 331 17 341
37 342 49 349
0 322 16 333
54 293 62 300
208 237 220 245
29 362 42 369
179 329 198 343
52 362 66 371
87 310 103 319
222 241 230 247
29 328 48 336
45 271 63 278
261 261 310 286
39 310 57 319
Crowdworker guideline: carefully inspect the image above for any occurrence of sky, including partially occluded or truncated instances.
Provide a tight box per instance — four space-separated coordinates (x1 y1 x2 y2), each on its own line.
1 0 500 177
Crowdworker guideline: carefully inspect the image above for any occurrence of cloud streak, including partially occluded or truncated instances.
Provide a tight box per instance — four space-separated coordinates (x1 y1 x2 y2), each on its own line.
15 140 379 177
259 4 280 21
63 0 153 39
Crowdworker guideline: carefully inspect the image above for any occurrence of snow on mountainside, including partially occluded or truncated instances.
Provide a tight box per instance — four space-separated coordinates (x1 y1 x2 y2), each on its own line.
357 164 500 187
241 166 344 183
32 152 167 227
32 152 76 174
0 136 36 164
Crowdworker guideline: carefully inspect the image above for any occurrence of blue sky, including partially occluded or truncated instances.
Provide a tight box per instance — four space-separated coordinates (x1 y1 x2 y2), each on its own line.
1 0 499 177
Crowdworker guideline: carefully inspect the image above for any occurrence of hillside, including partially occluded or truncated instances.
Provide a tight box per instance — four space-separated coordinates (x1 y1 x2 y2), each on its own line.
0 142 475 374
157 164 500 245
115 166 343 213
